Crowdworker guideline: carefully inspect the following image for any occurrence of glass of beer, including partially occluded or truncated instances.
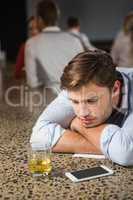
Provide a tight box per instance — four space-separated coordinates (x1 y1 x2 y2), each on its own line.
28 141 52 177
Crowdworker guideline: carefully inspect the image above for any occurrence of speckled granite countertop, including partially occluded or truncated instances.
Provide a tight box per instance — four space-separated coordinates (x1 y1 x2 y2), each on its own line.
0 103 133 200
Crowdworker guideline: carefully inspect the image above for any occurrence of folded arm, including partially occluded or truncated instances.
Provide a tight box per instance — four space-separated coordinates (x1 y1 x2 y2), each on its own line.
30 91 99 154
70 117 106 152
52 129 100 154
70 115 133 166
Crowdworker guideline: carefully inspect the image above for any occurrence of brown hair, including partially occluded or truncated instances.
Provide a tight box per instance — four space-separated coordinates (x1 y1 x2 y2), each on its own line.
123 12 133 34
67 16 80 28
36 0 59 26
61 50 117 91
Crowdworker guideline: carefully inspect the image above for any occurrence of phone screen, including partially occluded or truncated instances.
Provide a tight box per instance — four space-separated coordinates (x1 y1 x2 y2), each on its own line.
71 167 109 179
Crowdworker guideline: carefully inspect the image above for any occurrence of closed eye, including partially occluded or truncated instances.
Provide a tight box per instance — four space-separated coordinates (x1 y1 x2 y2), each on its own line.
71 100 79 104
87 98 98 104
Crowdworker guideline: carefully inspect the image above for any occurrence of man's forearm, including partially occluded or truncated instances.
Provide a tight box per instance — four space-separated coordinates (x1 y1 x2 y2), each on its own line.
77 124 107 151
70 117 107 152
52 129 101 154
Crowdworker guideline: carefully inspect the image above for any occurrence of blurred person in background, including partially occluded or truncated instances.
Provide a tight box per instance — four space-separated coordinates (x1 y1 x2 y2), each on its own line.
67 16 95 51
15 16 39 79
25 0 84 94
111 12 133 67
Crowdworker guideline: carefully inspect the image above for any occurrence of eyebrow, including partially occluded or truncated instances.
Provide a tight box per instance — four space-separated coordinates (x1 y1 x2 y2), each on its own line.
69 96 99 102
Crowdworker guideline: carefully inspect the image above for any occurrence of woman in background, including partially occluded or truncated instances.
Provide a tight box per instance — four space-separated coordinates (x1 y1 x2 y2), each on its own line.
15 16 39 79
111 12 133 67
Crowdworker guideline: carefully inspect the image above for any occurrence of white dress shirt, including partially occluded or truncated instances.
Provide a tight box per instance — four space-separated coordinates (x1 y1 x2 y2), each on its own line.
25 26 84 90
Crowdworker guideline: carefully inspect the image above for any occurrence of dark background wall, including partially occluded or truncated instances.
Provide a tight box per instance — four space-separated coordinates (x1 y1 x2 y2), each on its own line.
1 0 133 60
58 0 133 40
0 1 27 61
27 0 133 40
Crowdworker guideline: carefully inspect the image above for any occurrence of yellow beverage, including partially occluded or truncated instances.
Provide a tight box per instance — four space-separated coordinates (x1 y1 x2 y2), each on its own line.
28 158 52 175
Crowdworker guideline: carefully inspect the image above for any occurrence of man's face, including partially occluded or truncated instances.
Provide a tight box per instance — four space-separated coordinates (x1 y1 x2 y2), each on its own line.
68 82 116 128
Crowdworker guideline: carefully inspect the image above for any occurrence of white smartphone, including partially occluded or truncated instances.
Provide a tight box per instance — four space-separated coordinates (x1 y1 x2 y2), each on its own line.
65 165 113 182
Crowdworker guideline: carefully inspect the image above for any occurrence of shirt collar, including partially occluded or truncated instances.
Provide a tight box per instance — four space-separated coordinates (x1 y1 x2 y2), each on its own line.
42 26 61 32
69 29 79 35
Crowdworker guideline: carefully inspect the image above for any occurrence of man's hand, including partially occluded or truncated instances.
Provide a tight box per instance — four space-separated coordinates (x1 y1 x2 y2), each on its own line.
70 117 107 151
70 117 83 133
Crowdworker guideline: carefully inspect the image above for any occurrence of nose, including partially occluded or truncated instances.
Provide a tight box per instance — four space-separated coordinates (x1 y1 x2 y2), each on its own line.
78 103 90 118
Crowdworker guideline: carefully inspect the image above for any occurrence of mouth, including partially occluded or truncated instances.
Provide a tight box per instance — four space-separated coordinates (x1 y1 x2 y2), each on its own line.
79 117 95 125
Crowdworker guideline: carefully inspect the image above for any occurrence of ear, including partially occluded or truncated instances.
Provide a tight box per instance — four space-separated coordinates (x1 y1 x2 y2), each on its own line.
111 80 121 98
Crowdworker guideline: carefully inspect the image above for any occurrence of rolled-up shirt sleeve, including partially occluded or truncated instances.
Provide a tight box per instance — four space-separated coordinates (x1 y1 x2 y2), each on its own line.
30 91 75 147
100 113 133 166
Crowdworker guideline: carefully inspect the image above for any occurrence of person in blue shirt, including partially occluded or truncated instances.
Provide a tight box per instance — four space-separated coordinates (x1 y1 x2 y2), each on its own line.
31 50 133 166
